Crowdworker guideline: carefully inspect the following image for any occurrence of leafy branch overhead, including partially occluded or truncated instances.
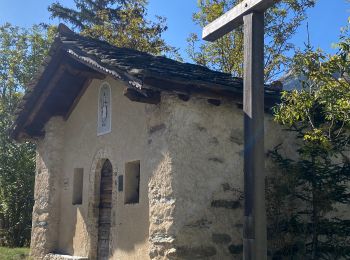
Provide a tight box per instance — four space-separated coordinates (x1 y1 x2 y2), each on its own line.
187 0 315 81
274 39 350 156
0 23 55 246
48 0 179 57
268 32 350 259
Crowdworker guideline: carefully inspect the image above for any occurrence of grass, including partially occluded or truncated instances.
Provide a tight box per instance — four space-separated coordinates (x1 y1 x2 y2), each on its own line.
0 247 30 260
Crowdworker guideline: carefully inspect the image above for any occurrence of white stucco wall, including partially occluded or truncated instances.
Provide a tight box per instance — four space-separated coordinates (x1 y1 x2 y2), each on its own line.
56 77 151 259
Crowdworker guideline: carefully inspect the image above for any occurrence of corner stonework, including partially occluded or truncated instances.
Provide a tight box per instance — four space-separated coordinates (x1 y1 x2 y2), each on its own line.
147 95 245 259
31 117 65 259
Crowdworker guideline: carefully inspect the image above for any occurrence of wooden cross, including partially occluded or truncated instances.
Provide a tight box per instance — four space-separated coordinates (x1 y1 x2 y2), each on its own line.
203 1 277 259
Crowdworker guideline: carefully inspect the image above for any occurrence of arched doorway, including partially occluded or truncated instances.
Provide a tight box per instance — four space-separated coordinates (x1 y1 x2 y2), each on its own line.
97 159 113 260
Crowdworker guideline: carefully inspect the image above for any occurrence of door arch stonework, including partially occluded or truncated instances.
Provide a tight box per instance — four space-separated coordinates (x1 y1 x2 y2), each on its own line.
97 160 113 259
87 148 117 260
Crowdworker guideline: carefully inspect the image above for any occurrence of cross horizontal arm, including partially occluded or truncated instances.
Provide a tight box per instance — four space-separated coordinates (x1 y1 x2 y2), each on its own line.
202 0 276 42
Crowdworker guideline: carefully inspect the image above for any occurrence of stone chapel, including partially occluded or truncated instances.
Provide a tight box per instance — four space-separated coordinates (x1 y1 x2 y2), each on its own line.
11 24 291 260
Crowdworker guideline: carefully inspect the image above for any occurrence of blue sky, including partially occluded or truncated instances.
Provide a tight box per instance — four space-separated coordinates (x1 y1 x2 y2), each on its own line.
0 0 349 62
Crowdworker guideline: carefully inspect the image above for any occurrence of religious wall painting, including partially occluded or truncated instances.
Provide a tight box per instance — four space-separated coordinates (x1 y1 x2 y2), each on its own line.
97 82 112 136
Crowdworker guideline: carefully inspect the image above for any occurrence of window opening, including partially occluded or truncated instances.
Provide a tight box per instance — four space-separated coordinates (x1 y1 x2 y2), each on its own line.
124 161 140 204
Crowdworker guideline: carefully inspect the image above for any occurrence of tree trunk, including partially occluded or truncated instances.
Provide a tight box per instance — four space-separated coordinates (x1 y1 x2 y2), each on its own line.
311 156 319 260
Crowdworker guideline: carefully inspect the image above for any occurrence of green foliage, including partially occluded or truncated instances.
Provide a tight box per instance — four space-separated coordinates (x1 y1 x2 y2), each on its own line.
0 23 53 247
48 0 179 57
268 33 350 259
0 246 29 259
187 0 315 81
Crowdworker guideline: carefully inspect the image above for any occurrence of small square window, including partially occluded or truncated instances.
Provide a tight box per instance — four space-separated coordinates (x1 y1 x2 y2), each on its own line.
124 161 140 204
118 175 124 192
72 168 84 205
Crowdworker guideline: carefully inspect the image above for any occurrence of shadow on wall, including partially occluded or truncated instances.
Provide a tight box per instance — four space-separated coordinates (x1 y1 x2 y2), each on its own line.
53 207 77 255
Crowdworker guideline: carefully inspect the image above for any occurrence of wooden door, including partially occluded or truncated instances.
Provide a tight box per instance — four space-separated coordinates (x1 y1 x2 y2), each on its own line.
97 160 113 260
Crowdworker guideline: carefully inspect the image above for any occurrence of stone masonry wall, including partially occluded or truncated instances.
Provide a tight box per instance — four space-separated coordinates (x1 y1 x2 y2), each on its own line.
30 83 295 260
147 94 295 260
31 117 65 259
146 102 176 259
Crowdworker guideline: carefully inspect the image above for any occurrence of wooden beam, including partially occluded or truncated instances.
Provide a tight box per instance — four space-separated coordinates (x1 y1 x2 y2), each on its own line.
243 12 266 260
143 76 280 107
12 50 66 140
143 76 241 102
65 78 93 120
202 0 275 41
23 65 66 128
207 99 221 106
178 94 190 102
123 88 161 105
64 63 106 80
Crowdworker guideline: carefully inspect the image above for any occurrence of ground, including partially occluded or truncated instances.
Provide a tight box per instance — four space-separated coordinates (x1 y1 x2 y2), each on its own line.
0 247 29 260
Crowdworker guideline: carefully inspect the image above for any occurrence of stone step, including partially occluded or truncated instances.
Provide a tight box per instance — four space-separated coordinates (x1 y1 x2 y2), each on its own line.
44 253 88 260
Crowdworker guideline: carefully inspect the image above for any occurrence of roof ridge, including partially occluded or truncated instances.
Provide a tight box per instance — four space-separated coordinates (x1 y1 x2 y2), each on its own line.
56 24 243 81
57 24 142 50
58 23 76 36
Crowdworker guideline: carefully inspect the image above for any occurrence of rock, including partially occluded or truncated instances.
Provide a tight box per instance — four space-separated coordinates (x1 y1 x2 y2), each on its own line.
150 233 175 245
211 200 241 209
228 244 243 255
222 183 231 192
149 123 166 135
212 233 231 244
176 246 217 259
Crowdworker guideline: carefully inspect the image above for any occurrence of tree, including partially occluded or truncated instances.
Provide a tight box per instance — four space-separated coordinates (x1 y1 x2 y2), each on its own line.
267 31 350 259
48 0 178 56
187 0 315 81
0 23 54 246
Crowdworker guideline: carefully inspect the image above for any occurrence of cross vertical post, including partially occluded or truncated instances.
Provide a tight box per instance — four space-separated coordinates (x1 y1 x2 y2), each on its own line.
243 12 266 260
202 1 278 259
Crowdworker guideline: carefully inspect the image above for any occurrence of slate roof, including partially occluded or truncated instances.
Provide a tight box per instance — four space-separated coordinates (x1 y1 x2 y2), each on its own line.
12 24 281 140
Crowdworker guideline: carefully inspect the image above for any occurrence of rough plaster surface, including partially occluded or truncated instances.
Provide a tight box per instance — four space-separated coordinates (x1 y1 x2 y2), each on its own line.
32 77 297 260
146 94 297 260
31 117 65 259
